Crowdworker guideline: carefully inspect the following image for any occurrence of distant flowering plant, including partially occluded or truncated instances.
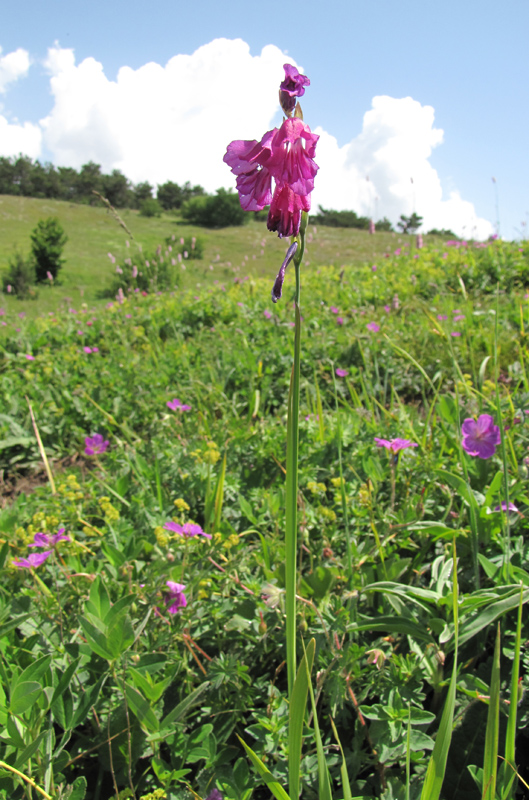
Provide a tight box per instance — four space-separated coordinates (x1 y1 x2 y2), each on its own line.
336 368 349 377
13 551 53 569
167 398 191 412
367 322 380 333
461 414 501 459
375 437 418 453
85 434 109 456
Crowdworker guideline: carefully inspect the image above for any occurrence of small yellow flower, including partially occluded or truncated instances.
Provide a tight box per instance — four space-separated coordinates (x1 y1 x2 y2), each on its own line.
174 498 190 511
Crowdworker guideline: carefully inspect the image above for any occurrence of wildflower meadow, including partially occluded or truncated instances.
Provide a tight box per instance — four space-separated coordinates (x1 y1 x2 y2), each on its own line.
1 65 529 800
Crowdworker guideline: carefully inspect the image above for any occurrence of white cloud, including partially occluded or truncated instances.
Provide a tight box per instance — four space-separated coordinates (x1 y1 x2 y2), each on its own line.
0 116 42 158
0 47 31 93
312 96 493 239
38 39 491 238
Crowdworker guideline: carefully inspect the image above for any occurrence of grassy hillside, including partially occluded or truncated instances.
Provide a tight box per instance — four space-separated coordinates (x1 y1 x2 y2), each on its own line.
1 194 427 315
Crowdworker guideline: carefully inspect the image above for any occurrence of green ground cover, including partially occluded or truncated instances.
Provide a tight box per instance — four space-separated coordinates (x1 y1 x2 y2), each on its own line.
0 224 529 800
1 194 427 317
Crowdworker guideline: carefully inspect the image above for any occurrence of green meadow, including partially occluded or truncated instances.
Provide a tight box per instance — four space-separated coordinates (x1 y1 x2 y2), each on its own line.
1 196 529 800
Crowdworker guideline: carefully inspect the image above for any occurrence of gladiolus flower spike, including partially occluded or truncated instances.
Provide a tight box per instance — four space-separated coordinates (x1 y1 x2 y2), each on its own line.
224 64 318 301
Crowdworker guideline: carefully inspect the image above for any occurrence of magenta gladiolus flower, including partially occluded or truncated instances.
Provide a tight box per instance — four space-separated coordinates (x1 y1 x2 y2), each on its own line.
167 398 191 412
164 521 212 540
374 437 418 453
85 434 109 456
279 63 310 115
13 551 53 569
461 414 501 459
28 527 70 548
336 368 349 377
164 581 187 614
224 119 318 239
367 322 380 333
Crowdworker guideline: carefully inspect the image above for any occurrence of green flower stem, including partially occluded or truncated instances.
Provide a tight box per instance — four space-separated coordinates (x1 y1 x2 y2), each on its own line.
285 212 308 699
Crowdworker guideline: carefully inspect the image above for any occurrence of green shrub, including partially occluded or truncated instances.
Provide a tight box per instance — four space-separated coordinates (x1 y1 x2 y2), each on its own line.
101 244 178 298
30 216 67 282
139 198 162 218
1 251 37 299
181 188 247 228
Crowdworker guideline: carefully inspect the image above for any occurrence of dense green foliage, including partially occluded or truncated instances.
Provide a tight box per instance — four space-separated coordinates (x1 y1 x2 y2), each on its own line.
0 238 529 800
0 156 206 211
181 189 249 228
310 206 372 230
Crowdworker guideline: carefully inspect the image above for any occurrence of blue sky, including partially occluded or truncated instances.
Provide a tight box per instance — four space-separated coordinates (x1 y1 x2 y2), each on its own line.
1 0 527 238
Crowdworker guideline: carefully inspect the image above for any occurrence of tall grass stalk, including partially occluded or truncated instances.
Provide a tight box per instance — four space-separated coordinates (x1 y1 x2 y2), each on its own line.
285 213 307 698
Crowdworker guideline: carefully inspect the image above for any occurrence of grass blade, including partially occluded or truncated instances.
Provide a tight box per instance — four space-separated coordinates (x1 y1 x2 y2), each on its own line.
482 623 501 800
420 540 458 800
500 583 524 798
289 638 315 800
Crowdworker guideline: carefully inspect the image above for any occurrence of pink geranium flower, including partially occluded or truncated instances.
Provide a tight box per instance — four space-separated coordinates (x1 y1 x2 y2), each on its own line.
85 434 109 455
374 438 418 453
336 368 349 377
164 521 212 540
367 322 380 333
13 551 53 569
462 414 501 459
164 581 187 614
167 398 191 412
28 527 69 547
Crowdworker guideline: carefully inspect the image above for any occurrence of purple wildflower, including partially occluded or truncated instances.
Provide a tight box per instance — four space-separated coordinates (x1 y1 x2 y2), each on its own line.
164 521 212 540
367 322 380 333
164 581 187 614
28 528 70 548
336 368 349 377
167 398 191 412
493 502 519 513
13 551 53 569
374 437 418 453
264 309 272 319
25 354 35 360
85 434 110 456
461 414 501 459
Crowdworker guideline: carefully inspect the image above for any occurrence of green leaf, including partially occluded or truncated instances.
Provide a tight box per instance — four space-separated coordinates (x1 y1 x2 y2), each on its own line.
87 575 111 621
79 616 115 661
160 681 210 730
289 639 315 800
17 654 52 687
237 736 291 800
9 680 42 714
14 729 47 769
71 675 106 728
124 683 159 732
420 544 458 800
304 566 334 600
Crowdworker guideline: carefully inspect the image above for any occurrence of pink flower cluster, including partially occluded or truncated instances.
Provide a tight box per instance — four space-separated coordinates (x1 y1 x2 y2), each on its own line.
224 65 318 239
